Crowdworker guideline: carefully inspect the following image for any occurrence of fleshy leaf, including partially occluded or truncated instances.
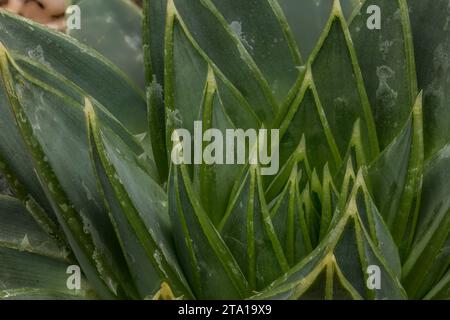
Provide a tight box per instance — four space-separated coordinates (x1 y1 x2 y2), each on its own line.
219 165 289 290
68 0 145 89
269 165 313 266
0 10 147 134
309 0 379 160
424 269 449 300
165 13 259 222
368 93 424 254
169 163 250 299
409 0 450 159
402 144 450 298
276 66 341 176
86 100 192 299
0 195 95 300
350 0 418 148
169 0 280 122
143 0 168 181
0 57 58 230
253 172 404 300
0 47 137 299
278 0 360 59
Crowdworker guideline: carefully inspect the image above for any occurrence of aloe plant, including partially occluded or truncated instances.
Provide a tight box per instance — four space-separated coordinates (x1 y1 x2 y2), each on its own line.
0 0 448 300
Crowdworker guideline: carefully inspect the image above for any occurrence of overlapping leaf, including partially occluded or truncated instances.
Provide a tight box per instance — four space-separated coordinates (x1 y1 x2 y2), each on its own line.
219 165 289 290
278 0 359 58
0 10 147 134
408 0 450 159
86 100 192 298
350 0 418 149
0 46 137 299
253 172 404 300
0 195 95 300
68 0 145 89
168 163 250 299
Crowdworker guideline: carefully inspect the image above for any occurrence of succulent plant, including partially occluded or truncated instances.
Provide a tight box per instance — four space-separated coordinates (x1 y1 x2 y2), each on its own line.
0 0 448 300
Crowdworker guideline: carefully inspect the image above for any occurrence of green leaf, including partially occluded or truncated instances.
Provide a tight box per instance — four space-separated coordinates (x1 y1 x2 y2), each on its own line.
265 136 311 203
308 0 379 160
10 54 152 162
68 0 145 90
219 165 289 290
402 144 450 298
143 0 166 88
409 0 450 159
319 164 339 239
0 60 58 228
0 195 95 300
168 163 250 299
301 175 321 247
349 0 418 149
194 66 246 224
0 47 137 299
269 165 313 266
206 0 301 104
424 269 450 300
146 76 168 183
86 100 192 299
276 66 342 176
278 0 360 58
368 93 424 254
0 10 147 134
164 2 261 132
169 0 284 122
253 172 404 300
164 12 259 222
143 0 168 180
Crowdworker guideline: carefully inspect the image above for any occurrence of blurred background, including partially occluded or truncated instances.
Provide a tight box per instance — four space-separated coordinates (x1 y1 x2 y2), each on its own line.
0 0 143 31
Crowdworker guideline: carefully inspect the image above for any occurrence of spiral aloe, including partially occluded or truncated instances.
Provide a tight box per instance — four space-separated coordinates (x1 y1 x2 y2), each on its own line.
0 0 448 300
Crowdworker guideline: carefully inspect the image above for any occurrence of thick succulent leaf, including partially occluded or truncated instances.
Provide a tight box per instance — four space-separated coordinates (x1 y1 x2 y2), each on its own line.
11 54 157 170
253 172 404 300
146 76 167 183
143 0 168 180
168 163 250 299
301 176 322 247
308 0 379 160
165 14 259 222
86 101 192 299
219 165 289 290
349 0 418 148
368 94 423 254
276 67 342 176
409 0 450 159
165 3 262 132
265 136 311 204
68 0 145 90
424 269 449 300
0 10 147 134
278 0 360 59
0 48 137 299
369 122 411 227
206 0 301 104
0 196 95 300
319 165 339 239
0 58 57 225
143 0 166 88
10 54 154 169
402 144 450 298
194 67 248 224
169 0 283 122
270 165 313 266
0 56 74 255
